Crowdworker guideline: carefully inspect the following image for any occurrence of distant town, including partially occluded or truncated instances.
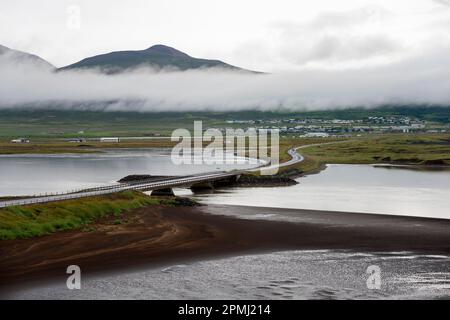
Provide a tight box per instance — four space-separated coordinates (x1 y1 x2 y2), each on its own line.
220 115 447 138
8 115 449 143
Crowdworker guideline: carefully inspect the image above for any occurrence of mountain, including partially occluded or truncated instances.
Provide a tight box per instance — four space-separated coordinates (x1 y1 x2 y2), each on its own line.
59 44 257 73
0 44 55 69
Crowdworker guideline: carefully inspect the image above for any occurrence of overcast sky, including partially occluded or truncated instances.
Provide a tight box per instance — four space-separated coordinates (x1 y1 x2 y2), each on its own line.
1 0 450 111
1 0 450 72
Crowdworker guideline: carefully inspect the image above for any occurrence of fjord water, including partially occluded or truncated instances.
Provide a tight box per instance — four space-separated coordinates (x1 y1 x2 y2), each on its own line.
1 149 449 219
9 250 450 299
3 150 450 300
190 164 450 220
0 149 255 196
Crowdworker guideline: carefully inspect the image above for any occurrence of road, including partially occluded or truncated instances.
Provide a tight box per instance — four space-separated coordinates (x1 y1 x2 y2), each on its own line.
0 171 245 208
248 141 340 174
0 143 319 209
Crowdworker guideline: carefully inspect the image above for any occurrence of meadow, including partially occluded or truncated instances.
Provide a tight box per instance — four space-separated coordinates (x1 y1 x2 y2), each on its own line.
0 191 182 240
280 134 450 176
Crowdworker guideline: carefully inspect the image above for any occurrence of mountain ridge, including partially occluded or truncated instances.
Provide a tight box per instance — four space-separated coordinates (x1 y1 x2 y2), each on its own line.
58 44 258 73
0 44 55 69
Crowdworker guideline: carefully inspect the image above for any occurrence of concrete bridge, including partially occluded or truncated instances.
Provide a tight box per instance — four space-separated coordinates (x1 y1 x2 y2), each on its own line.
0 171 244 208
0 146 310 209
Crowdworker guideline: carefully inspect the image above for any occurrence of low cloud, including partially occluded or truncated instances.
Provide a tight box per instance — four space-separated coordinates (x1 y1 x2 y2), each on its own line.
1 46 450 112
272 6 403 67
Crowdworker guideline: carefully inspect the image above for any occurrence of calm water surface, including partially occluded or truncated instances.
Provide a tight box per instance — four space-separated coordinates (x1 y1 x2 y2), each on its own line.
188 164 450 220
2 152 450 299
0 149 255 196
8 250 450 300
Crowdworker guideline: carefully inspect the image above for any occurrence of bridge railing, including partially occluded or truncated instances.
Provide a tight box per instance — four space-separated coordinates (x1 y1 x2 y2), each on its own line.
0 170 245 209
0 152 274 209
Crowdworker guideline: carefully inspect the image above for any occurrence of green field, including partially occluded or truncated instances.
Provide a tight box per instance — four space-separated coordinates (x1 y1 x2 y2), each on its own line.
0 139 177 154
0 106 449 138
280 134 450 176
1 133 449 241
0 191 183 240
302 134 450 165
0 109 238 138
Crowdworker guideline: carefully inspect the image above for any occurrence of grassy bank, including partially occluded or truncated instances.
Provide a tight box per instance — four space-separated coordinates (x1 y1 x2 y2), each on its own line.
236 137 341 182
278 134 450 176
0 191 183 240
301 134 450 165
0 139 177 155
0 107 448 138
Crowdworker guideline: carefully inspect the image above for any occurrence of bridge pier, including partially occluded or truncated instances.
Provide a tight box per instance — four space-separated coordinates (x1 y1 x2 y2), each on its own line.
190 175 241 193
190 181 214 193
150 188 175 196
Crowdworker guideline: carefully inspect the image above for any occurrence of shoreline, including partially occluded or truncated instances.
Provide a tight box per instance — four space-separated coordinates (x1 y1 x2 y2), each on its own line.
1 203 450 297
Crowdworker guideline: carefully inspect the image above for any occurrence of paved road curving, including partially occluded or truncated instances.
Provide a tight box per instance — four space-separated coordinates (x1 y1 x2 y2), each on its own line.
0 142 336 208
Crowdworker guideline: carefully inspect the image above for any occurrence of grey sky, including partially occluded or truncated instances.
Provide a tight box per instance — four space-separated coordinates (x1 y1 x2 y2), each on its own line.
1 49 450 111
1 0 450 72
1 0 450 111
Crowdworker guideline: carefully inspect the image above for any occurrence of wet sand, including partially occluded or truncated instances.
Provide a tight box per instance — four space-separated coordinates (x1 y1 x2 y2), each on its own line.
1 204 450 296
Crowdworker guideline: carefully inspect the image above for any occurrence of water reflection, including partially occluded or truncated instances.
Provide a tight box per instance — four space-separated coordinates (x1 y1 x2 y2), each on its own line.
0 149 255 196
192 164 450 220
8 250 450 300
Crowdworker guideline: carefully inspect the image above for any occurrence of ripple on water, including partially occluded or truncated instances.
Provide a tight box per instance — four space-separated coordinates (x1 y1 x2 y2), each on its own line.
7 250 450 300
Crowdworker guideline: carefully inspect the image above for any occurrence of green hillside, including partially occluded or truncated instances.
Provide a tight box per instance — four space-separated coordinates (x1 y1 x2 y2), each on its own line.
59 44 255 73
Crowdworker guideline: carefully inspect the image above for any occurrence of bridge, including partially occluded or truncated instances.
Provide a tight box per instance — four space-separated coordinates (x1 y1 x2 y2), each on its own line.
0 146 310 209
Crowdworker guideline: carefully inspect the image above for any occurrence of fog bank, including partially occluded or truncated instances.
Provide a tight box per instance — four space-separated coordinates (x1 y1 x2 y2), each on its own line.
1 48 450 112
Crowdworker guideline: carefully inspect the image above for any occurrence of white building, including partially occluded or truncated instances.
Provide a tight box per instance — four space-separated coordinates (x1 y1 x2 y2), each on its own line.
10 138 30 143
302 132 329 138
100 137 120 142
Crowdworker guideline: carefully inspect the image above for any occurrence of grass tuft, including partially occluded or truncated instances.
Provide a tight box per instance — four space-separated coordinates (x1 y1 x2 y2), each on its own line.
0 191 178 240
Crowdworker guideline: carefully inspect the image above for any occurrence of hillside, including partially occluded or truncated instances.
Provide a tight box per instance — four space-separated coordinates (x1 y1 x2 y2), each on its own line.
0 44 55 69
59 44 256 73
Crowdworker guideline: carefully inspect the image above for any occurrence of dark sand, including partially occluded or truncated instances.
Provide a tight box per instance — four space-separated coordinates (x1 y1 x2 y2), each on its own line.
1 204 450 295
